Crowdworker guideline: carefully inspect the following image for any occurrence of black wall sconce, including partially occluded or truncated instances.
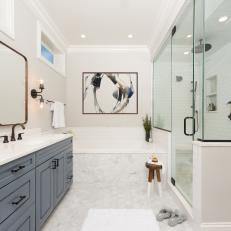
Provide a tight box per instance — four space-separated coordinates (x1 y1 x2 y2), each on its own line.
227 101 231 120
31 80 45 109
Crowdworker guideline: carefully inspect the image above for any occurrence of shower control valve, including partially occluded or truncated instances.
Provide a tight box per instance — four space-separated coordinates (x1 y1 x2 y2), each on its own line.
228 114 231 120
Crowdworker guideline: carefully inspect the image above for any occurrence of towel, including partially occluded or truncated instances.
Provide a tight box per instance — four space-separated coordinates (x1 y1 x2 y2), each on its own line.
50 101 65 128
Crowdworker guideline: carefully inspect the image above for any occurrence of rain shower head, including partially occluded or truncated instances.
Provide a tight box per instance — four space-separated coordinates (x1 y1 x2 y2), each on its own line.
193 39 212 54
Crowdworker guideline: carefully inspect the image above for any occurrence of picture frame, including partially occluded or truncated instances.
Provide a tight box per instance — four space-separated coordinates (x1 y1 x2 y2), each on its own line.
82 72 138 114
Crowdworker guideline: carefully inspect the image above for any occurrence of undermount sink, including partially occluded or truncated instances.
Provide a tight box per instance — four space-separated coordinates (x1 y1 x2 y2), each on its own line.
20 134 68 146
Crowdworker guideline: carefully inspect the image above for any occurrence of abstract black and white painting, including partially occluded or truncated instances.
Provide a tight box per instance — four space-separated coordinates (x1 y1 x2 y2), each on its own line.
82 72 138 114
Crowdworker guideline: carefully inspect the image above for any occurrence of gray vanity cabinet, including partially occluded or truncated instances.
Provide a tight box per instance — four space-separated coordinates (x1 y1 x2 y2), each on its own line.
0 137 73 231
65 150 74 190
36 138 73 231
0 155 36 231
1 204 35 231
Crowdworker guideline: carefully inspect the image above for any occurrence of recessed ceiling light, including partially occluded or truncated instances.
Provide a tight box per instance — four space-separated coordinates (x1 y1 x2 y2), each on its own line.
184 51 190 55
128 34 133 39
187 34 192 38
218 16 228 22
81 34 86 38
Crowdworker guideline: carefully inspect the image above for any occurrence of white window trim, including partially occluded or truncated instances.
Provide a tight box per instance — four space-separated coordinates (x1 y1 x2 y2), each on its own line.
0 0 15 39
37 21 66 77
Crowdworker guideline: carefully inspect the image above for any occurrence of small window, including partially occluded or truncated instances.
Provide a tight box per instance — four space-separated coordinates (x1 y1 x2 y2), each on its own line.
37 21 66 76
41 44 54 64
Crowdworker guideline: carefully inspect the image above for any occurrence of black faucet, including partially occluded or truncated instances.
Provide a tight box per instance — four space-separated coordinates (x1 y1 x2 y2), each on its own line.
11 124 25 141
0 135 9 143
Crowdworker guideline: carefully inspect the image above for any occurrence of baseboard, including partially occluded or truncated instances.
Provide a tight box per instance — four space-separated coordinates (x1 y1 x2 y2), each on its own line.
201 222 231 231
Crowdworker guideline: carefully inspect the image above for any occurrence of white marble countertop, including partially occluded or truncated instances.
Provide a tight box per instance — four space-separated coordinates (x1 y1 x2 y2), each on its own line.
0 133 72 167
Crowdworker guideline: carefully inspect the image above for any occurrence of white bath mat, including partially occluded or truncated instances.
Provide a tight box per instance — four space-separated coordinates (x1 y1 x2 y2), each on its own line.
80 209 160 231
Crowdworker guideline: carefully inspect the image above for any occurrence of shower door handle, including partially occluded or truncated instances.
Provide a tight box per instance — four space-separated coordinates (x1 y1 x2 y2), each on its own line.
184 117 195 136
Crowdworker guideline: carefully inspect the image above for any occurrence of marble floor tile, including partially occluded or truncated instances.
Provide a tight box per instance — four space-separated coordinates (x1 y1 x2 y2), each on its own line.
41 182 194 231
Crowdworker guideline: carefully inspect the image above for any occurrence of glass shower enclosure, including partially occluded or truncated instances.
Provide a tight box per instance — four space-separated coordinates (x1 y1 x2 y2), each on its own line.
153 1 195 204
171 0 194 203
153 0 231 205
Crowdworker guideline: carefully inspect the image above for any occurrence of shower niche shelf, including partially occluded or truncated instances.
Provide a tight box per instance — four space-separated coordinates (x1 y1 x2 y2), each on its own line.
206 75 217 112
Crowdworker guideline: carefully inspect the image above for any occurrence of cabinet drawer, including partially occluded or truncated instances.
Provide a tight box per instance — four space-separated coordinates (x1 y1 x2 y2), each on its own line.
0 154 35 189
0 170 35 224
0 203 35 231
36 138 72 166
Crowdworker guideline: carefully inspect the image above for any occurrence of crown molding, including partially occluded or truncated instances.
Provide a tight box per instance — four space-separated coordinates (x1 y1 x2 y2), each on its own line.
67 45 150 53
22 0 68 49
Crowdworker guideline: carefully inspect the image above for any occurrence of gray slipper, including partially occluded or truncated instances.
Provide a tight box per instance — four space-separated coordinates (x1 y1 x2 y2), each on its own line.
168 210 187 227
156 208 172 221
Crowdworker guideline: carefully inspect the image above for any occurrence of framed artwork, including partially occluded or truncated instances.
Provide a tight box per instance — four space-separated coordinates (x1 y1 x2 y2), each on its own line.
82 72 138 114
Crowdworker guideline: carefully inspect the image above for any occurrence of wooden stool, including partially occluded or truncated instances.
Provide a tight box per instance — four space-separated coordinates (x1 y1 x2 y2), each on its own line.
145 162 162 197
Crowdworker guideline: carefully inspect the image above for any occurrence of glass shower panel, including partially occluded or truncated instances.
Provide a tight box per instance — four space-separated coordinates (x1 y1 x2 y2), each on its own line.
171 1 194 204
203 0 231 140
153 37 172 131
194 0 204 141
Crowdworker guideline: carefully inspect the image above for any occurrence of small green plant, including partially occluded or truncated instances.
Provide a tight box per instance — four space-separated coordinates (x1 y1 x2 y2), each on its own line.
142 114 152 132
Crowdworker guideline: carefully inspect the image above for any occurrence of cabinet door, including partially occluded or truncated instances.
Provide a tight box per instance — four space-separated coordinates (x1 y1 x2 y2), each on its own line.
53 152 65 207
0 204 35 231
65 149 73 191
36 160 54 231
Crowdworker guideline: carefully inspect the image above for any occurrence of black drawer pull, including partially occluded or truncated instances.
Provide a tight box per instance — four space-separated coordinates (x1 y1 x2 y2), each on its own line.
51 159 59 169
54 159 59 167
51 160 57 169
12 195 26 205
11 165 25 173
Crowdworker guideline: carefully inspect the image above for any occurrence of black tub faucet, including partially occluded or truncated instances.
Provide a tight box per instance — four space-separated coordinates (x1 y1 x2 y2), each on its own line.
11 124 25 141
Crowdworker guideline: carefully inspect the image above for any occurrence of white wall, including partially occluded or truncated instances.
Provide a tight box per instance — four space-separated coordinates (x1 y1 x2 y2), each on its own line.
204 43 231 140
66 48 152 127
193 141 231 231
0 1 66 134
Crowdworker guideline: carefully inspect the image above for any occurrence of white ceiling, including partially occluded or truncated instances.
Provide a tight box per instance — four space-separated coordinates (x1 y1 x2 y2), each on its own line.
37 0 174 46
